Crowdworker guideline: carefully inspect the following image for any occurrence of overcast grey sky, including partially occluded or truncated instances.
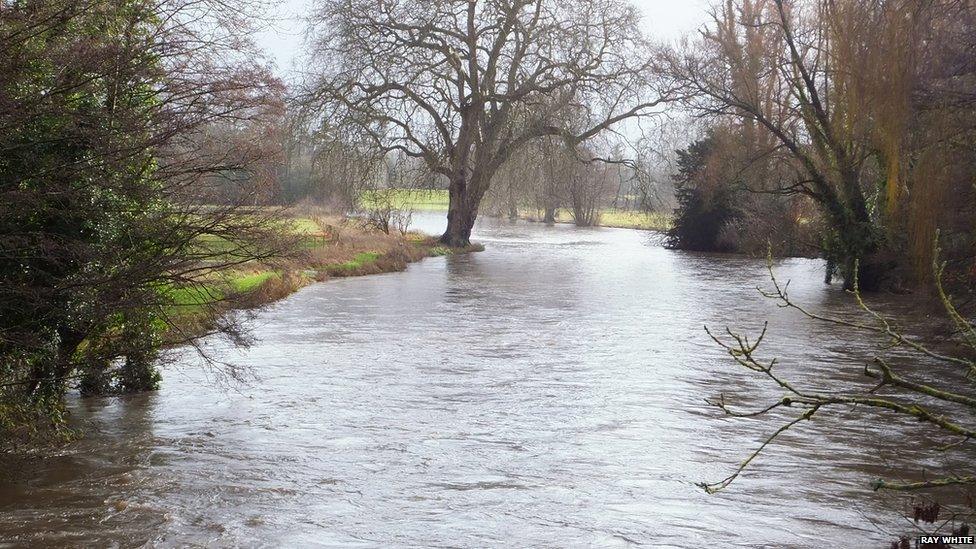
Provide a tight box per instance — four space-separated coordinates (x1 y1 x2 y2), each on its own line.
255 0 712 78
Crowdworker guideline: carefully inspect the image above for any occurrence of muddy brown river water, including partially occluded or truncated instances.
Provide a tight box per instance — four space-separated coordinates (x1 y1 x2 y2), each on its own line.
0 214 960 547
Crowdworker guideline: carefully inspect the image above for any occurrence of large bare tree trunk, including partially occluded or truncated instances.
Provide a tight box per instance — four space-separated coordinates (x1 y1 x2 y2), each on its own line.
441 175 479 247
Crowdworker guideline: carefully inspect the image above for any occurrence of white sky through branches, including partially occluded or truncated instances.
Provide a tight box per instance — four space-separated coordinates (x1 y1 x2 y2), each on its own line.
255 0 711 79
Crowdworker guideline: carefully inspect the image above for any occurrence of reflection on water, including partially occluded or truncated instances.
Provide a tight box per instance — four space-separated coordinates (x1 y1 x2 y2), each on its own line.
0 213 957 547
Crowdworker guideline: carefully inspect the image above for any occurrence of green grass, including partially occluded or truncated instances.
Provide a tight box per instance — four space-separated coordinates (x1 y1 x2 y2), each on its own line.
593 209 672 231
167 284 221 310
192 233 238 255
334 252 381 271
195 221 330 256
163 270 277 318
355 189 672 231
290 217 324 234
359 189 450 211
299 234 332 249
527 208 672 231
192 218 329 260
356 189 676 231
230 271 277 293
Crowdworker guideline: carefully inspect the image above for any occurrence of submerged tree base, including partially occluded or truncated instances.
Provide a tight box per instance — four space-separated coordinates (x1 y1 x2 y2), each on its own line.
439 233 474 248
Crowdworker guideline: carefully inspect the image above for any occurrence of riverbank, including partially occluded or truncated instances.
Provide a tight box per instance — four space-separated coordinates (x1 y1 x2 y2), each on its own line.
165 215 482 343
356 189 672 231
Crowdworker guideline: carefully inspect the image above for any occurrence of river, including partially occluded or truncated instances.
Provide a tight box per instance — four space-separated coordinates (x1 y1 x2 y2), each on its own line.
0 213 956 547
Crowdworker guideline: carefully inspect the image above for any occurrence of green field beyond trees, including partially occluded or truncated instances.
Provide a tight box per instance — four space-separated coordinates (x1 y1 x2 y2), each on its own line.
359 189 671 231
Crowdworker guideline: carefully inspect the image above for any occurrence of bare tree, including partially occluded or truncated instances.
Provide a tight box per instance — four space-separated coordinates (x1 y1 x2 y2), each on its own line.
535 137 574 224
302 0 672 246
567 147 617 227
481 145 536 221
279 113 380 209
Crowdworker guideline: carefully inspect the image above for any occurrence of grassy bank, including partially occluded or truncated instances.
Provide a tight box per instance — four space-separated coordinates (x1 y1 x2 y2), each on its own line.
165 215 481 341
360 189 671 231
